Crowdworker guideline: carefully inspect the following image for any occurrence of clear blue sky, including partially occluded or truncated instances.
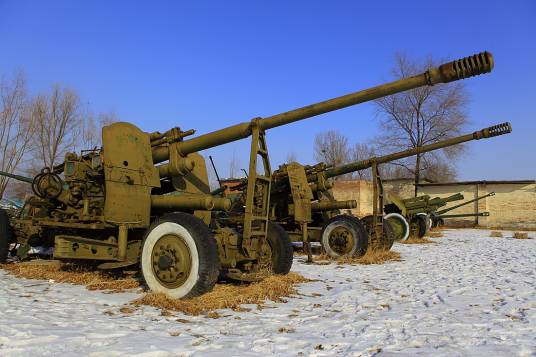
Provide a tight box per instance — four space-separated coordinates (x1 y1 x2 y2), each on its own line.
1 0 534 180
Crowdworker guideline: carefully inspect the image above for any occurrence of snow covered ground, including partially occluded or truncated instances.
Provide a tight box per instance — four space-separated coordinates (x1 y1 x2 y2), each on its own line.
1 229 535 357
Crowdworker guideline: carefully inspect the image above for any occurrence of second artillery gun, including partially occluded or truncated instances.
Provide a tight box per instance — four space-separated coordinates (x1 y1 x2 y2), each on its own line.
0 51 496 298
263 122 511 259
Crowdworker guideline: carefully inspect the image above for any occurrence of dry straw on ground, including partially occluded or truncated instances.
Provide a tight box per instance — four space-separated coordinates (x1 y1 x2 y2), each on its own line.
490 231 504 238
314 249 402 265
0 262 139 291
133 272 309 315
2 262 311 315
400 237 435 244
513 232 530 239
336 250 402 265
426 231 444 238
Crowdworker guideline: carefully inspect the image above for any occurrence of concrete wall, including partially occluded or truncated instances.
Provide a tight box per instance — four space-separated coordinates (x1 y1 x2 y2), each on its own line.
332 179 536 230
418 182 536 229
331 180 373 217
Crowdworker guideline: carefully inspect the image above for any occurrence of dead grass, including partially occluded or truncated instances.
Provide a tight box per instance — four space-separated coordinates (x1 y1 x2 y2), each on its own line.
0 262 139 291
132 272 309 316
513 232 531 239
426 231 444 238
314 249 402 265
400 237 435 244
336 250 402 265
490 231 504 238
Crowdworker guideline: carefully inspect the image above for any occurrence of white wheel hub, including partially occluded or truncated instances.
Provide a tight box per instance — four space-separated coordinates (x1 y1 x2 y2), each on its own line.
141 222 199 299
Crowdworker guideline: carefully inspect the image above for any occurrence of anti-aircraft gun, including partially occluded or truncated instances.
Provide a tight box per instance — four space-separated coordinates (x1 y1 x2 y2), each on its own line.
265 122 511 259
430 192 495 227
0 51 495 299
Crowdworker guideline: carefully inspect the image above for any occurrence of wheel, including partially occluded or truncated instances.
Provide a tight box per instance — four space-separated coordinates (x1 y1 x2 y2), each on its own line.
410 215 428 238
361 215 395 251
384 213 410 242
259 222 293 274
418 213 432 233
32 168 63 199
140 212 219 299
437 218 445 227
0 209 14 262
321 215 368 258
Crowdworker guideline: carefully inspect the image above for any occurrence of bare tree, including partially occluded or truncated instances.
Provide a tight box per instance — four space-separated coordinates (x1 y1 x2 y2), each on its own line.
76 110 119 151
314 131 350 180
419 152 457 182
314 130 350 176
286 152 297 163
32 85 80 168
228 152 241 178
350 142 376 180
98 111 118 128
79 112 99 151
375 53 468 195
0 73 35 199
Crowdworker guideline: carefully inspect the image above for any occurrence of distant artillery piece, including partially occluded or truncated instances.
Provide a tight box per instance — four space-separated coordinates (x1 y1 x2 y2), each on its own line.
384 193 465 240
385 191 497 239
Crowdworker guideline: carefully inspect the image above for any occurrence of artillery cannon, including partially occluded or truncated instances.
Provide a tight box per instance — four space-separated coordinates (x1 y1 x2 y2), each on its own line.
430 192 495 227
263 122 511 259
0 51 495 298
384 192 465 240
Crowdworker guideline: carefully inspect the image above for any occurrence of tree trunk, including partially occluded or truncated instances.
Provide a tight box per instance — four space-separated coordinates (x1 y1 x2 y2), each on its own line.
414 153 421 197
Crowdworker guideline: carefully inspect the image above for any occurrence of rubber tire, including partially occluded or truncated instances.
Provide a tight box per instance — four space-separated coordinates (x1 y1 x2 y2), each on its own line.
411 215 428 238
437 218 445 227
321 215 368 258
361 215 395 251
384 213 410 242
266 221 293 274
418 213 432 233
0 209 13 262
141 212 219 299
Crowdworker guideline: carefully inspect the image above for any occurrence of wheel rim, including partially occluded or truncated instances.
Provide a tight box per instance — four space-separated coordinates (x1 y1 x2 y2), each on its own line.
327 226 354 256
151 234 192 289
388 219 405 240
384 213 409 241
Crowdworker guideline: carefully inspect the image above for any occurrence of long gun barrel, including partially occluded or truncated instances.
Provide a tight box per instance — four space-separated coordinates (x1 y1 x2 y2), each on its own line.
152 52 494 164
316 122 511 180
436 212 489 219
428 193 465 207
435 192 495 215
0 170 34 184
403 193 464 212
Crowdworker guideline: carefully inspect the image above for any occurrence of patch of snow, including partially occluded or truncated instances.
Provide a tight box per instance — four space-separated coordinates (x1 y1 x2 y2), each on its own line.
0 229 535 356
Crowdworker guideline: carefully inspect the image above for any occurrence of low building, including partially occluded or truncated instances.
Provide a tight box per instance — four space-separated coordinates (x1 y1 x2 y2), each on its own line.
417 180 536 229
332 178 536 230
